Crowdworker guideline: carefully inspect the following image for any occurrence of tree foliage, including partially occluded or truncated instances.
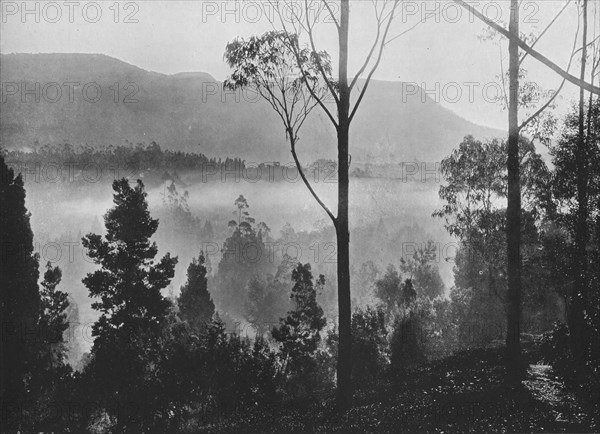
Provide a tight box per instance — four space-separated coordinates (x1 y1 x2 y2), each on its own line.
351 306 388 383
215 195 272 316
0 153 41 411
374 264 416 313
178 251 215 333
272 263 327 394
224 30 331 143
400 241 445 300
81 178 177 431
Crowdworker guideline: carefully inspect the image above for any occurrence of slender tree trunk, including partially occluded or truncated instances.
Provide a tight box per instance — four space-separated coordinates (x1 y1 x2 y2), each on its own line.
506 0 522 381
571 0 589 373
336 0 352 412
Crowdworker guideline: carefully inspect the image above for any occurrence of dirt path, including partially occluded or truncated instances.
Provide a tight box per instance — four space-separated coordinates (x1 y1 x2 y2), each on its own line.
524 364 592 432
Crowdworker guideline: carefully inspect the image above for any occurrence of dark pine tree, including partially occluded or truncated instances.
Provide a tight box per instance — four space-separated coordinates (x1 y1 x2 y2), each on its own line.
0 153 41 429
272 263 326 396
36 262 70 375
81 179 177 432
178 251 215 332
29 262 72 432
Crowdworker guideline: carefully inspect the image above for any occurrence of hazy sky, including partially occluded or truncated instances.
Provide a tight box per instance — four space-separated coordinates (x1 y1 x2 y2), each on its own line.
1 0 596 129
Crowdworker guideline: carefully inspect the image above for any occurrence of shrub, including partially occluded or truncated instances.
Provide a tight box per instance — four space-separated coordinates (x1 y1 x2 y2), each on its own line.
390 310 426 375
539 322 574 381
352 306 388 384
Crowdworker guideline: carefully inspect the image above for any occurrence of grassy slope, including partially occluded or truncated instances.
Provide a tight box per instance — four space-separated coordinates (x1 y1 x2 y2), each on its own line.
189 346 598 433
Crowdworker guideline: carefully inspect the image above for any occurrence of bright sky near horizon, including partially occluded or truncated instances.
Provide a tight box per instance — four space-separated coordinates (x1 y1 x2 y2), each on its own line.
1 0 598 130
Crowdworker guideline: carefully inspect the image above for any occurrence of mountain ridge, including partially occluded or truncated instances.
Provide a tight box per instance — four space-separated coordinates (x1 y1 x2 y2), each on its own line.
0 53 504 162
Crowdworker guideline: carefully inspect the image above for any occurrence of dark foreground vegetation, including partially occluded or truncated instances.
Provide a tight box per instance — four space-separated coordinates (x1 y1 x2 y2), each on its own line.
192 345 599 433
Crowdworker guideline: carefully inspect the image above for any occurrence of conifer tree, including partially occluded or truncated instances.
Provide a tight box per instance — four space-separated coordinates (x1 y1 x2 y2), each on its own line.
38 262 70 367
178 251 215 332
82 179 177 431
272 263 326 380
0 154 40 415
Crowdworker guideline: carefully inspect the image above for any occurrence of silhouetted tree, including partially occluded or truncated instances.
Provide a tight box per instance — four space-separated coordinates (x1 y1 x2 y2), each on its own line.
28 262 72 432
0 153 41 430
351 306 387 383
390 311 426 374
504 0 523 381
178 251 215 333
272 263 326 396
374 265 416 314
38 262 70 366
549 97 600 371
571 0 592 373
245 273 289 336
226 1 401 407
82 179 177 431
434 134 550 377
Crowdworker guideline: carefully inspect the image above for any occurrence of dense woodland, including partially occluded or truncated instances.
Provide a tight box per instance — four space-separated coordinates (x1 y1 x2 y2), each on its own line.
2 142 429 184
1 96 599 432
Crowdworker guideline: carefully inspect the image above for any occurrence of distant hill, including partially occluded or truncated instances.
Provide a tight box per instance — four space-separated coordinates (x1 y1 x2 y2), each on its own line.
0 53 503 162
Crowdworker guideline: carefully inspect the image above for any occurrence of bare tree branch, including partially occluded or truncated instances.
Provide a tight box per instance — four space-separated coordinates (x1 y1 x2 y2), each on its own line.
385 20 423 46
349 1 383 91
349 0 399 123
571 34 600 58
519 10 581 132
453 0 600 95
320 0 340 29
499 43 510 109
303 0 341 105
519 80 565 132
519 0 572 66
289 133 338 225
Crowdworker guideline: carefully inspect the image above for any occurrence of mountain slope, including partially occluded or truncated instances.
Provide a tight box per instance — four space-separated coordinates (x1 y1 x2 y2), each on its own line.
0 53 503 162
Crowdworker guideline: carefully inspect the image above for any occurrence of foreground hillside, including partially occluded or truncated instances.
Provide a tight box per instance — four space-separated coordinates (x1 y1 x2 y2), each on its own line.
0 53 501 162
189 345 599 433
